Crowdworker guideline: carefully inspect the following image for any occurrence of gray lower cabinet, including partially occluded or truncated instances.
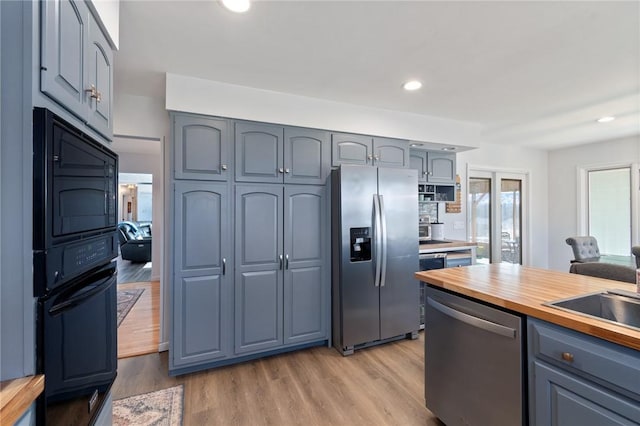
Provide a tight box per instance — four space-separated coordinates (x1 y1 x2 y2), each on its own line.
171 182 231 369
173 113 230 181
332 133 409 168
528 319 640 425
40 0 113 139
234 184 328 354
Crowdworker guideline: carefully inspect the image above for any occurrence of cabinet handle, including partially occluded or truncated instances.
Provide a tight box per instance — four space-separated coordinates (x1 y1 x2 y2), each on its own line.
221 164 228 171
222 258 226 275
374 154 379 161
561 352 574 363
279 254 283 270
85 84 99 100
96 91 102 103
285 254 289 269
285 168 290 174
278 168 284 174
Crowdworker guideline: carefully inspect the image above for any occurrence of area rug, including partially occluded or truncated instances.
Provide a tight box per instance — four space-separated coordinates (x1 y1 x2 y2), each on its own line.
117 288 144 327
113 385 184 426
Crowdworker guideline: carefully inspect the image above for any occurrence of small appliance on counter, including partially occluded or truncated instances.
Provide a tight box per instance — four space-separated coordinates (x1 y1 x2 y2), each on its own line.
419 215 432 242
430 223 445 240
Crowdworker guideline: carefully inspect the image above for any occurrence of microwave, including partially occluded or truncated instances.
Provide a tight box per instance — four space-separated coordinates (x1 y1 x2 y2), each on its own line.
419 216 431 242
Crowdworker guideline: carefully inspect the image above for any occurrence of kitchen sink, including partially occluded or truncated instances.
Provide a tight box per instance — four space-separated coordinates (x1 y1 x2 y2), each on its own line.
546 289 640 331
422 239 450 245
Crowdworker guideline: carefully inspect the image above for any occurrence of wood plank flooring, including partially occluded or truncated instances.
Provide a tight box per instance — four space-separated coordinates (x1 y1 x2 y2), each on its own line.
116 256 152 283
112 334 442 425
117 281 160 359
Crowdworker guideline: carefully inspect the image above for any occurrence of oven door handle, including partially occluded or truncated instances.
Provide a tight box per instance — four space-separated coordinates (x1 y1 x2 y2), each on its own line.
49 271 115 316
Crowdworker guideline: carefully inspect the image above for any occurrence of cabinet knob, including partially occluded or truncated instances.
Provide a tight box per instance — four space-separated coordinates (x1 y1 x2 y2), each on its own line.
374 154 379 161
221 164 228 171
423 171 428 176
561 352 574 362
285 168 290 174
367 154 373 161
278 168 284 174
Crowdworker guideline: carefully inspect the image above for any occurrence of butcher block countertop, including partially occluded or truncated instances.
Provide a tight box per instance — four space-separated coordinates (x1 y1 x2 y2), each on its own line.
415 264 640 351
419 240 477 251
0 375 44 425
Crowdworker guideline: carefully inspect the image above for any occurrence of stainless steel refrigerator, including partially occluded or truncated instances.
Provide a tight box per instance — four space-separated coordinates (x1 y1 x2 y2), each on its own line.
331 165 419 355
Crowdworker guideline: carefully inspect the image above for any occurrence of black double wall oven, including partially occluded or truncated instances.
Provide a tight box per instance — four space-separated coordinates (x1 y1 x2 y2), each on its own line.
33 108 118 423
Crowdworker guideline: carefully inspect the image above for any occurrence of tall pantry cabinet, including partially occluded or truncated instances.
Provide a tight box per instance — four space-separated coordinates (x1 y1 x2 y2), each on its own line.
170 113 330 375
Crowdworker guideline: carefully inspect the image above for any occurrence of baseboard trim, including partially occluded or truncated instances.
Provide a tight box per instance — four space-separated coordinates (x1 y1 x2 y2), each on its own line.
158 341 169 352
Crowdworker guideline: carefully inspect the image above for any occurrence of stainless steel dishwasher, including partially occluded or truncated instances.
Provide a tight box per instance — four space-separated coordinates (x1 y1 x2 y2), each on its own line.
425 286 525 425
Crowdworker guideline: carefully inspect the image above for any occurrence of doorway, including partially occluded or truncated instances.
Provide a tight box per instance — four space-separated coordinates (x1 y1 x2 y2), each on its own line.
468 168 529 265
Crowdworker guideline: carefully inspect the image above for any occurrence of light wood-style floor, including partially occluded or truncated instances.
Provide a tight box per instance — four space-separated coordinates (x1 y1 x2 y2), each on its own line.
112 334 442 426
117 281 160 359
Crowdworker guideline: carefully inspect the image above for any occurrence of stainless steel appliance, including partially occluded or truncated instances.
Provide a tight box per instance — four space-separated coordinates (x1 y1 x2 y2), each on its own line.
331 165 419 355
425 286 524 425
33 108 118 424
418 253 447 328
418 216 431 242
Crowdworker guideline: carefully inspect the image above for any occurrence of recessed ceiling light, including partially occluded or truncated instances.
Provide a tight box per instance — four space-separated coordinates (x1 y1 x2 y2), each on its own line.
441 147 456 151
221 0 250 13
596 116 615 123
410 143 424 147
403 80 422 91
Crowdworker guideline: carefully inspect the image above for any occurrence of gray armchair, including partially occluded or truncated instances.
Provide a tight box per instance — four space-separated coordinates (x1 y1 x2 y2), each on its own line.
632 246 640 268
565 236 600 263
569 262 636 284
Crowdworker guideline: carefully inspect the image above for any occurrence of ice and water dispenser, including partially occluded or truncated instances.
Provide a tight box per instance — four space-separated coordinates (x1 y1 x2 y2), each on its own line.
350 227 372 262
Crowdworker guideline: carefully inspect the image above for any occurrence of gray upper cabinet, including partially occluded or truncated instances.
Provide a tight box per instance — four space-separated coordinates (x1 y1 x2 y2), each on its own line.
171 182 231 369
373 137 410 169
41 0 88 120
410 149 428 183
426 152 456 184
40 0 114 140
283 186 327 344
332 133 409 168
284 127 330 185
85 17 112 138
174 114 230 181
234 185 284 354
235 122 330 184
331 133 372 167
235 122 283 183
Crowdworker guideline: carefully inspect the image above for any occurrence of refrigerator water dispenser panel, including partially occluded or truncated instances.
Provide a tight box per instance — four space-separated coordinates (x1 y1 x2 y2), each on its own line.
350 227 371 262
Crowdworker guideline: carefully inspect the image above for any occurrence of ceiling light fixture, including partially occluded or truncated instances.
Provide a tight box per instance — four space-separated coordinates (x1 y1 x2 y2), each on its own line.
403 80 422 91
441 147 456 151
410 143 424 147
596 116 615 123
221 0 250 13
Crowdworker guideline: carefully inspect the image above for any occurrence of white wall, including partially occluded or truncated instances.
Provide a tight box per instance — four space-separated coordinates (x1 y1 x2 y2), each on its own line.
547 135 640 271
165 73 482 147
440 142 550 268
114 93 168 139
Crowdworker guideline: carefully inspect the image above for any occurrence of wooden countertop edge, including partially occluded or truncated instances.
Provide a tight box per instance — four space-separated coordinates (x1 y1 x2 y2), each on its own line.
0 375 44 425
417 272 640 351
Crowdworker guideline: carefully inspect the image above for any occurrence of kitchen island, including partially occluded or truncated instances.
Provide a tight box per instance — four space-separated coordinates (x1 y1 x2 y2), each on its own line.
416 264 640 426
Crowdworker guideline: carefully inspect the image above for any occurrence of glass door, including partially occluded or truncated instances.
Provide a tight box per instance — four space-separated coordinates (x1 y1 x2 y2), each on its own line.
468 170 527 264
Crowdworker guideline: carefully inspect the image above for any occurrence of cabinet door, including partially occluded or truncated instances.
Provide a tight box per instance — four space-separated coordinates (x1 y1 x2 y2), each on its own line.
331 133 373 167
172 182 231 368
85 15 113 139
427 152 456 184
373 138 409 169
41 0 88 121
174 115 230 181
409 149 428 183
284 127 329 185
532 361 640 426
283 186 327 344
235 185 283 354
235 122 284 183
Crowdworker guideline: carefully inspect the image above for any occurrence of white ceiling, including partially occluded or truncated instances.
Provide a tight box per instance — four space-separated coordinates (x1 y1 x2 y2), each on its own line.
114 1 640 150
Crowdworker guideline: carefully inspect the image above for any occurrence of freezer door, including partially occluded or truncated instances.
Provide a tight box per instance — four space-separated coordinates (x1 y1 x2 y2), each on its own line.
337 165 381 347
378 167 420 339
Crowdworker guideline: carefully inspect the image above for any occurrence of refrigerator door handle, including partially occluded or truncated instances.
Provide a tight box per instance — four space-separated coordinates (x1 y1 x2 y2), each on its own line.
373 194 382 287
379 194 388 287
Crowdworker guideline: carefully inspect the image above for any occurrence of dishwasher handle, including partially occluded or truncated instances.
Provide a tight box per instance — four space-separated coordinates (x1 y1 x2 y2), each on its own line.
427 297 516 339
